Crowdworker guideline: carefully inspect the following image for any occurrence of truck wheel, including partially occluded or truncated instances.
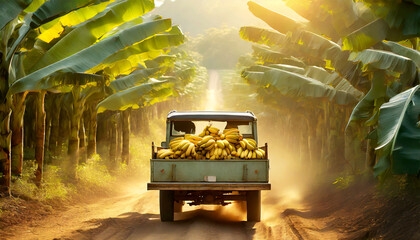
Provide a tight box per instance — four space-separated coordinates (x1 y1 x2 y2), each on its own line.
174 200 183 213
160 190 174 221
247 190 261 222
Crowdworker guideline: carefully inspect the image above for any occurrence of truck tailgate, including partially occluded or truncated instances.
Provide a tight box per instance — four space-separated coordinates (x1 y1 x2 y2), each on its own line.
148 182 271 191
150 159 269 182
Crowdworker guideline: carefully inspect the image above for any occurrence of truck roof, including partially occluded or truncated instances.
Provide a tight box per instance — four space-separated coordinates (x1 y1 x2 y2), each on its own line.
167 111 257 121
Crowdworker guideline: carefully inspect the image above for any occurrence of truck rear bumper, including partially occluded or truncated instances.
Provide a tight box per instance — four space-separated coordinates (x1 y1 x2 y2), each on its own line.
147 182 271 191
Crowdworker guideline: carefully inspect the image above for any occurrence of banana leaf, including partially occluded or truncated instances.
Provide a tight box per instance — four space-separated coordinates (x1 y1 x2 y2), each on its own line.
247 1 305 34
242 68 345 103
346 71 387 128
268 64 306 75
244 65 361 105
374 85 420 176
109 67 162 93
36 1 111 43
8 18 172 95
96 79 172 113
144 55 177 68
30 0 155 72
305 66 364 100
342 19 389 51
99 14 162 40
348 49 418 88
7 0 107 62
239 26 286 47
36 72 104 93
368 1 420 37
378 41 420 68
286 30 341 61
343 2 420 51
252 45 287 64
100 31 184 66
0 0 33 31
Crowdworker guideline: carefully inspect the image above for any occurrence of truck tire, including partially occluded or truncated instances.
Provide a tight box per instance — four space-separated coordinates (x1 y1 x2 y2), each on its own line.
246 190 261 222
160 190 174 221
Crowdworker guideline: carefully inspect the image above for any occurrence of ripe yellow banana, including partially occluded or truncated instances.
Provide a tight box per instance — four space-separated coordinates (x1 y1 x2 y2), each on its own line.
216 140 225 148
171 137 184 142
241 149 248 158
198 136 213 145
205 142 215 151
247 150 253 159
237 147 242 157
222 149 228 157
239 140 246 149
158 149 174 159
255 150 262 159
186 143 194 156
246 139 257 148
204 139 215 148
208 127 219 134
243 139 255 151
181 141 192 151
210 147 216 156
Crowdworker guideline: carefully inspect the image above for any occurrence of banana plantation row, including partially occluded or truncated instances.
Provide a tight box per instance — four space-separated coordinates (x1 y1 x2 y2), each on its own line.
0 0 206 195
238 0 420 181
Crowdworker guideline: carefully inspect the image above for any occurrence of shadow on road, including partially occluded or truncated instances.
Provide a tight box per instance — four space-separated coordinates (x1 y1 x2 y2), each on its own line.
67 209 256 240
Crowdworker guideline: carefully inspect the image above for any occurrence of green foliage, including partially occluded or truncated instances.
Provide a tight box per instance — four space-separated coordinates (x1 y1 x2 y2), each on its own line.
374 86 420 176
29 0 156 72
76 154 114 187
12 161 70 200
333 175 355 189
9 18 173 95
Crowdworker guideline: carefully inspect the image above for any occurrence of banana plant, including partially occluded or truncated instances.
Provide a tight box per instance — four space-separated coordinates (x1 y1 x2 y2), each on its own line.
343 0 420 51
0 0 117 195
374 85 420 177
241 0 420 177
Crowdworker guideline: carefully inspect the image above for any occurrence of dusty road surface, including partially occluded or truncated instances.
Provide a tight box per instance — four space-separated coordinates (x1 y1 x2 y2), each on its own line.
5 178 345 240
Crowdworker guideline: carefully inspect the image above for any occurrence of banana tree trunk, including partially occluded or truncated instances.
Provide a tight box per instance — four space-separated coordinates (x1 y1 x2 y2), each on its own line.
35 91 46 187
68 86 83 178
79 116 87 164
58 105 69 157
109 115 117 169
49 95 61 159
44 96 52 164
87 104 97 157
11 92 27 176
121 109 130 164
116 117 122 162
0 102 12 196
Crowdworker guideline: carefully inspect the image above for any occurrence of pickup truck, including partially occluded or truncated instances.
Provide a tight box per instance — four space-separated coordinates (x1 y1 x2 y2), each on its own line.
147 111 270 222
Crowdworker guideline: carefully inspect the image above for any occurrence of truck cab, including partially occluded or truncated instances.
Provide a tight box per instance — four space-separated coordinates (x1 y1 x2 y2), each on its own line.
147 111 270 222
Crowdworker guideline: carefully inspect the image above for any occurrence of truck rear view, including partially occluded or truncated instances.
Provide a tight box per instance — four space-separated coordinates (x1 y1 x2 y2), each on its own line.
148 111 270 221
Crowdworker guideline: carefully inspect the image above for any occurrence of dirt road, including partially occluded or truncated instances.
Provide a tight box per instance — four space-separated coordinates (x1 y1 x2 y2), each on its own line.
5 177 345 240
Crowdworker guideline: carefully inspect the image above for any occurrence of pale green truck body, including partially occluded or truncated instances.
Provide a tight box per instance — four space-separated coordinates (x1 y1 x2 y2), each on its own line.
147 111 270 222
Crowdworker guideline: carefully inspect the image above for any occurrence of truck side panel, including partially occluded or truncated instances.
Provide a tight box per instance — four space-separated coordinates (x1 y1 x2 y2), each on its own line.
151 159 269 182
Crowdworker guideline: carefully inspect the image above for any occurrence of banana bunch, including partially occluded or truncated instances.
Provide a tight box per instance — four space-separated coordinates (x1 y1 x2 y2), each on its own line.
235 138 266 159
156 126 266 160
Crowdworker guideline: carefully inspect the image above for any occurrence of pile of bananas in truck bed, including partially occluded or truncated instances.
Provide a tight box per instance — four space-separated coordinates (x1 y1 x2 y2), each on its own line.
157 126 266 160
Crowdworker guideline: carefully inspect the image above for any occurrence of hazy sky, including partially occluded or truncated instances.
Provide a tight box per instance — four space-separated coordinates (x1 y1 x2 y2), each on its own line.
152 0 307 36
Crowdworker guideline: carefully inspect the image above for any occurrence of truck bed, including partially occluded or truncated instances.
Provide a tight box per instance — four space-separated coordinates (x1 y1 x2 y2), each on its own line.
150 159 269 182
